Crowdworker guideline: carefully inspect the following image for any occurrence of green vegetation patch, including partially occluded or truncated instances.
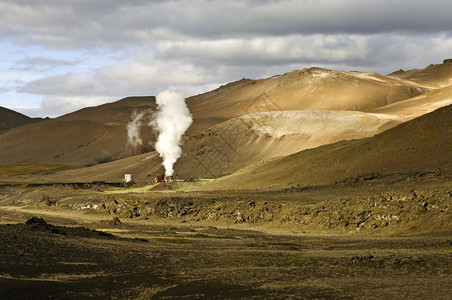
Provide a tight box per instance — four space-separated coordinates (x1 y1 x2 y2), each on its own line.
440 242 452 251
288 258 305 265
0 163 65 176
0 183 26 188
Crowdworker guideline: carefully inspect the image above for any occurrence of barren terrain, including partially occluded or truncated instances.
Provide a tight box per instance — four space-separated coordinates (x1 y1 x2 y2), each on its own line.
0 172 451 299
0 61 451 298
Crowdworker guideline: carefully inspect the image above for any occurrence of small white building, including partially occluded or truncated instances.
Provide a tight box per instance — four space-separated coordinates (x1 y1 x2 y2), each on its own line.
124 174 133 183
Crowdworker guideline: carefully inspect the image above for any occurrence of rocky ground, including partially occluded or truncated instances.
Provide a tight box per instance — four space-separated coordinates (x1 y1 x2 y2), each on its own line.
0 173 451 299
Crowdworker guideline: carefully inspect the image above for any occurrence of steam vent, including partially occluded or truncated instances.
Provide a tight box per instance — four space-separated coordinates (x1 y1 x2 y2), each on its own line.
155 173 165 182
155 173 173 183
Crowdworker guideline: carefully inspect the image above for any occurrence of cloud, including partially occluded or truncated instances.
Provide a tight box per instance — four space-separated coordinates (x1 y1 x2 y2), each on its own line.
20 56 225 97
14 56 77 71
1 0 451 48
40 95 115 117
1 0 452 117
14 30 452 117
156 34 369 66
20 73 96 96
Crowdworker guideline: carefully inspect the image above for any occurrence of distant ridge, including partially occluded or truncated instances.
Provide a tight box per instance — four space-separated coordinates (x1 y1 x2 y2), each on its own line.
0 60 451 180
387 59 452 88
0 106 41 131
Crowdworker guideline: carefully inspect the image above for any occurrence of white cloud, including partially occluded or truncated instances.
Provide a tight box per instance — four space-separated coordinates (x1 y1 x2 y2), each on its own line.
14 56 77 71
20 73 96 96
20 56 225 97
156 35 369 65
40 95 115 117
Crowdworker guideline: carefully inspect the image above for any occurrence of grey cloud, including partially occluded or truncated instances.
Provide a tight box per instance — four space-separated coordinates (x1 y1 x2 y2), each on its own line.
1 0 451 50
111 0 452 38
19 57 230 98
3 0 452 117
20 73 98 96
352 33 452 73
155 34 369 66
13 56 78 72
18 30 452 103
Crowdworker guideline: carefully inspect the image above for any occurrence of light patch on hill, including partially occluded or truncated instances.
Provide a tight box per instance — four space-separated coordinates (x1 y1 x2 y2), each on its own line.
243 110 402 139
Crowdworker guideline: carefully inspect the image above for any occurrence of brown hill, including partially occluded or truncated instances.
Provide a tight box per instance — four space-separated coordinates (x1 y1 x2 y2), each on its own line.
370 85 452 121
0 63 445 170
0 119 114 165
188 67 426 133
0 97 157 166
0 106 41 131
60 96 156 125
387 59 452 88
4 109 403 184
175 110 402 178
207 104 452 190
10 104 450 187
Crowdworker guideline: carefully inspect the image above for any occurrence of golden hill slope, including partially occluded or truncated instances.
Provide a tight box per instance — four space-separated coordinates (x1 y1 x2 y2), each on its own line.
0 63 446 169
370 85 452 120
174 110 402 178
187 67 426 133
13 104 450 186
206 105 452 190
387 59 452 88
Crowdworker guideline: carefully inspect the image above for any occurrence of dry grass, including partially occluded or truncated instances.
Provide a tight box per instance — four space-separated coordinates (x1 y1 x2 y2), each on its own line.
0 163 65 176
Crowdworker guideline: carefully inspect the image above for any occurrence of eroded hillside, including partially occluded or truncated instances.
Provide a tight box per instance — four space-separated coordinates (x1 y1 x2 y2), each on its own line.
0 61 451 182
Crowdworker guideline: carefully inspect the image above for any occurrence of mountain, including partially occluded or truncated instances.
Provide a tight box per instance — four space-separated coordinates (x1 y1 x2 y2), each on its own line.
207 104 452 190
10 103 450 186
0 97 157 166
387 59 452 88
370 85 452 120
175 110 402 178
0 106 41 131
188 67 426 133
0 67 429 167
0 61 451 183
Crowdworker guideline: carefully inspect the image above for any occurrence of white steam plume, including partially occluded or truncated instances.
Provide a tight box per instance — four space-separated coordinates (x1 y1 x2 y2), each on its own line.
152 90 192 176
127 111 144 147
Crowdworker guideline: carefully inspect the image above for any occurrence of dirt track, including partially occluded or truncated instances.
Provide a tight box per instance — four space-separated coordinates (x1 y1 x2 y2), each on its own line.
0 175 451 299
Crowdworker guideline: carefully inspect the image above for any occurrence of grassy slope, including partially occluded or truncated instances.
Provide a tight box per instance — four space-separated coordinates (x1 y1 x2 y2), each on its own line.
0 163 65 177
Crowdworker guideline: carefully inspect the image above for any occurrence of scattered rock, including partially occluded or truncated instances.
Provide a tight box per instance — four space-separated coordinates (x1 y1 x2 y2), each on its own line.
25 216 47 226
41 196 56 206
235 212 245 223
393 256 423 265
351 255 374 262
112 216 121 225
25 217 67 235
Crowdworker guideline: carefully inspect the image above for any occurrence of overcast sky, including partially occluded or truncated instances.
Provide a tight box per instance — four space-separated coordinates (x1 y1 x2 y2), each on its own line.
1 0 452 117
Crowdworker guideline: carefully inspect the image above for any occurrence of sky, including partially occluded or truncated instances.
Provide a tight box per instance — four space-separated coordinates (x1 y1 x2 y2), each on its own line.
1 0 452 118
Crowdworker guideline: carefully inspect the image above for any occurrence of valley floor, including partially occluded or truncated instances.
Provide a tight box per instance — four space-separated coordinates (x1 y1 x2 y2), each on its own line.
0 174 451 299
